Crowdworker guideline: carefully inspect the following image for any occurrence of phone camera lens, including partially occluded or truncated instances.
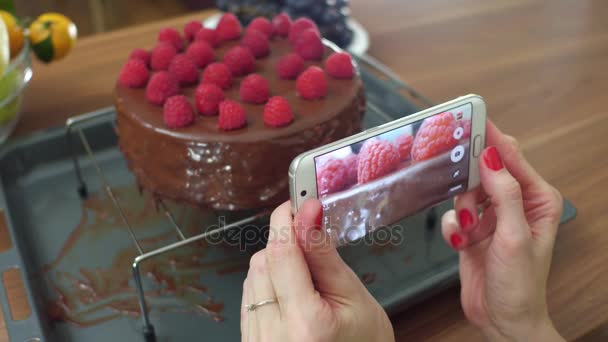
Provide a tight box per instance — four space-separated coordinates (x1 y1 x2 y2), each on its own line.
300 190 307 197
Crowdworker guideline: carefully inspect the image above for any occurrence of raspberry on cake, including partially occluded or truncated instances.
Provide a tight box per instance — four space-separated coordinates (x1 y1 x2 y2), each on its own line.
325 52 355 79
119 59 149 88
223 46 256 76
195 83 225 116
163 95 195 128
263 96 293 128
218 100 247 131
297 66 328 100
242 28 270 58
195 28 220 47
158 27 184 51
240 74 270 104
216 13 242 42
277 53 305 80
248 17 274 38
358 139 400 184
129 48 150 67
411 112 459 161
202 62 233 90
317 158 347 197
151 42 177 71
168 54 199 86
186 41 215 68
295 28 324 60
146 71 179 106
289 18 318 44
184 20 203 42
395 133 414 160
272 13 291 37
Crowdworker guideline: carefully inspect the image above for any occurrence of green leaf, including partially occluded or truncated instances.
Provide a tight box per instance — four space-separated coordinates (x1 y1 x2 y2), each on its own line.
0 0 16 16
32 35 54 63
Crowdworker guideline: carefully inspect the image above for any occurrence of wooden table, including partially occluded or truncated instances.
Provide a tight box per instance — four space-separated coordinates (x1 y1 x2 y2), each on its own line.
3 0 607 340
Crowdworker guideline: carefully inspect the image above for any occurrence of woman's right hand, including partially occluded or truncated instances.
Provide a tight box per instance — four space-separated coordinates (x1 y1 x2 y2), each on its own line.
441 121 565 341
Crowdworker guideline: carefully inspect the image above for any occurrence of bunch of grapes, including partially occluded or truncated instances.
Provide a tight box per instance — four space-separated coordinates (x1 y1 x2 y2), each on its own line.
284 0 353 48
216 0 285 25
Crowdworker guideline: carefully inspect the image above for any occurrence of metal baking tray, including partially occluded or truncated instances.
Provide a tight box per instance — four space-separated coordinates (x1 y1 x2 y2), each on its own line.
0 66 577 341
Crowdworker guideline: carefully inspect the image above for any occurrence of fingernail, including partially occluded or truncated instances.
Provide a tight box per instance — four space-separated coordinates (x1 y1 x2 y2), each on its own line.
483 146 504 171
458 209 474 231
450 233 463 249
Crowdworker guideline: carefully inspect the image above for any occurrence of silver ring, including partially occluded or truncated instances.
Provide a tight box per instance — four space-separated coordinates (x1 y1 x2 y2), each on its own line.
244 298 278 312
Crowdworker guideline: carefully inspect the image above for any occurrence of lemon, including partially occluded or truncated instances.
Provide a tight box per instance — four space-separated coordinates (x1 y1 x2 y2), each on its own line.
0 17 9 76
0 10 23 58
29 12 77 63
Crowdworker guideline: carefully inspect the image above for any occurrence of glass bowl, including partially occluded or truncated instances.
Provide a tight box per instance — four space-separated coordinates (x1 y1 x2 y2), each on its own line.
0 41 33 143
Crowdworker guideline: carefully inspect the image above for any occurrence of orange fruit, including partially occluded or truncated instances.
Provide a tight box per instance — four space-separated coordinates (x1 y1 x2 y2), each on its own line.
29 12 77 63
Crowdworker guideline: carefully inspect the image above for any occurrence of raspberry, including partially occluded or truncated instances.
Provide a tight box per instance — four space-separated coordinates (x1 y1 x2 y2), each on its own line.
163 95 195 128
186 41 215 68
119 59 149 88
411 112 459 161
184 20 203 42
277 53 305 80
195 28 220 47
242 28 270 58
158 27 184 51
146 71 179 106
288 18 318 44
272 13 291 38
129 48 150 67
343 153 359 187
395 133 414 160
195 83 225 116
459 118 472 140
263 96 293 127
240 74 270 104
357 139 400 184
317 158 347 197
216 13 242 42
223 46 256 76
150 42 177 71
168 54 199 86
248 17 274 38
295 28 324 60
296 66 328 100
325 52 355 79
218 100 247 131
202 62 233 89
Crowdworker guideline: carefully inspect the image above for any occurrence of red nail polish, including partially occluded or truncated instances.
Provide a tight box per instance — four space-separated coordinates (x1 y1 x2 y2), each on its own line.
483 146 504 171
458 209 474 231
450 233 463 249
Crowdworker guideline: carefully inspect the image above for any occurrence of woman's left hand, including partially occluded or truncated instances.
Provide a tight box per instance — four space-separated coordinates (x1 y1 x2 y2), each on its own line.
241 200 395 342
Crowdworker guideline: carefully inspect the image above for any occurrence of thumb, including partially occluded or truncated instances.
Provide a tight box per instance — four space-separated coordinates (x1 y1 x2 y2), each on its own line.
479 146 531 246
293 199 363 299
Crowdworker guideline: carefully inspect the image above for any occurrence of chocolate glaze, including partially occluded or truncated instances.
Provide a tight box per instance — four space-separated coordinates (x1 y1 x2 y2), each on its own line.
322 143 470 244
115 39 365 210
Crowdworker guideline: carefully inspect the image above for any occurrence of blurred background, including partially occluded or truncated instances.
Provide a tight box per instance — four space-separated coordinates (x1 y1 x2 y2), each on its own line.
15 0 217 37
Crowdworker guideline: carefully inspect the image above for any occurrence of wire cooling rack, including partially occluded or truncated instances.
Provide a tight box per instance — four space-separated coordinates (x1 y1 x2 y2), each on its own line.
64 54 433 342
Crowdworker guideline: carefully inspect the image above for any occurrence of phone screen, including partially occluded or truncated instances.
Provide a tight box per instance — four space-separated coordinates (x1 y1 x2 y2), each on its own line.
314 103 473 244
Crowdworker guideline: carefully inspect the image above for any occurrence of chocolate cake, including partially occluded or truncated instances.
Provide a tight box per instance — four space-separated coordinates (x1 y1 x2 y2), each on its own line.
115 15 365 210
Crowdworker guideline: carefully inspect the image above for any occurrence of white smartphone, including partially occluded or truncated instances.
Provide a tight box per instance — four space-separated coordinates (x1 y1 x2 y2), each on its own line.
289 94 486 245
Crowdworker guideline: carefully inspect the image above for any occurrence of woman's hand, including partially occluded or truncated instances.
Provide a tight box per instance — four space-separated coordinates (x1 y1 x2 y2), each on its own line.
241 200 394 342
441 121 565 341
